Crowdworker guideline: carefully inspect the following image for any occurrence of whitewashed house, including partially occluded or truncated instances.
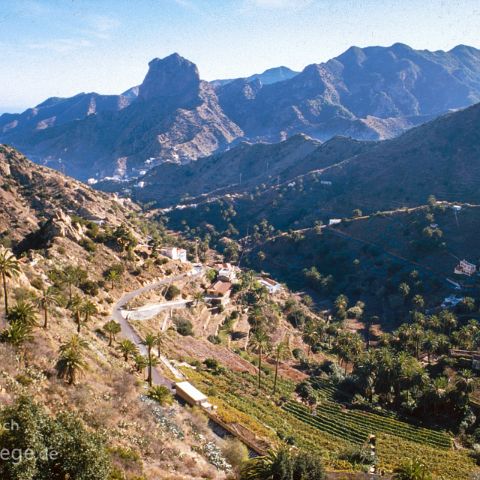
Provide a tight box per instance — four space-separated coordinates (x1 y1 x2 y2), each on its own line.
454 259 477 276
258 277 282 295
161 247 188 263
215 263 237 282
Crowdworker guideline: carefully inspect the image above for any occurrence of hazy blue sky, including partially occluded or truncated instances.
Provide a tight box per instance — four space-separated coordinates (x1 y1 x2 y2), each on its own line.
1 0 480 111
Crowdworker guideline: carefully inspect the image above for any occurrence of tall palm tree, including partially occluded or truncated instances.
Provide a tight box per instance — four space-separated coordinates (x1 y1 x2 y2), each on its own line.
142 333 157 386
61 266 87 304
56 335 88 385
0 247 21 316
155 331 166 358
103 320 121 346
35 286 61 329
117 339 138 361
69 295 83 333
249 329 271 389
272 338 291 395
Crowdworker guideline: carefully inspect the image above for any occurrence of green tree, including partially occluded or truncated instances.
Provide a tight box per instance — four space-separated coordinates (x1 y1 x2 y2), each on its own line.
0 396 111 479
117 339 138 361
147 385 173 405
0 319 33 353
0 246 21 316
36 286 61 329
103 320 121 346
142 333 157 386
56 335 88 385
249 329 271 389
272 339 291 395
61 266 88 304
7 300 37 327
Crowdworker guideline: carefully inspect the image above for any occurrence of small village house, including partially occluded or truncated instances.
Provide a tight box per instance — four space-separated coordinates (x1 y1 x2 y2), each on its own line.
215 262 238 282
161 246 188 263
454 259 477 276
206 280 232 305
258 277 282 295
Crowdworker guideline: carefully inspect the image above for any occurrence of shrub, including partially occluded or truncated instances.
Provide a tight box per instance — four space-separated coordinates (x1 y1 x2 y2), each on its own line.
165 285 181 301
147 385 173 406
175 318 193 336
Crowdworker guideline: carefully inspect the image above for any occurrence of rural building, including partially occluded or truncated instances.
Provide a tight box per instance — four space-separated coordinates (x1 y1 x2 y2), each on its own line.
161 246 188 263
454 259 477 276
215 263 237 282
206 280 232 305
329 218 342 226
175 382 214 410
441 295 463 308
258 277 282 295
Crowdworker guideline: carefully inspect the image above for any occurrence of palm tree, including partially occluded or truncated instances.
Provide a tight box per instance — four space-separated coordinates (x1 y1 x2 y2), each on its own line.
0 320 33 354
272 338 290 395
7 300 37 327
155 331 166 358
105 269 120 290
35 287 61 329
0 247 21 316
193 291 204 307
118 339 138 361
69 295 83 333
56 335 88 385
104 320 121 346
133 353 148 373
80 299 97 324
249 329 271 389
61 266 87 304
422 332 439 364
303 322 320 357
142 333 157 386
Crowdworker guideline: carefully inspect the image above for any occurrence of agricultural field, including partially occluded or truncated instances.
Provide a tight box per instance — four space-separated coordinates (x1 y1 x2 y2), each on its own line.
183 365 478 479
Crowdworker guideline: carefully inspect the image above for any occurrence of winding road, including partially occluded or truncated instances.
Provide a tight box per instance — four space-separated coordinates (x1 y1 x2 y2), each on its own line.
111 268 202 389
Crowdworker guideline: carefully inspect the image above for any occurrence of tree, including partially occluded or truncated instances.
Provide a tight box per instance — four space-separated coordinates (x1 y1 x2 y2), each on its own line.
399 282 410 300
7 300 37 328
193 291 204 307
61 266 88 304
103 320 121 346
240 448 325 480
117 339 138 361
147 385 173 405
0 319 33 353
142 333 157 386
80 299 97 324
333 331 364 373
0 246 20 316
36 286 61 329
393 458 432 480
133 353 148 373
412 294 425 311
249 329 271 389
104 268 121 290
155 331 166 357
56 335 88 385
0 396 111 480
334 294 349 320
272 339 290 395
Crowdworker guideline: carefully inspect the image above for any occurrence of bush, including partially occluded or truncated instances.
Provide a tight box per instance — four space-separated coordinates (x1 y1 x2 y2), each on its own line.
165 285 181 301
175 318 193 336
204 358 219 370
147 385 173 406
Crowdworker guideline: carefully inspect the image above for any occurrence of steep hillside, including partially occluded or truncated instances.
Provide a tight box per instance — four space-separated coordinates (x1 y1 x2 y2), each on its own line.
161 102 480 235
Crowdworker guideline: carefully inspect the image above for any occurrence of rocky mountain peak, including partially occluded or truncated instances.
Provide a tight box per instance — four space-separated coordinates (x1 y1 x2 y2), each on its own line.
138 53 200 101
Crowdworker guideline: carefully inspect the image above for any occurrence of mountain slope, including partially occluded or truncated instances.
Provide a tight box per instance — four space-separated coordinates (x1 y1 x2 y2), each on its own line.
161 101 480 234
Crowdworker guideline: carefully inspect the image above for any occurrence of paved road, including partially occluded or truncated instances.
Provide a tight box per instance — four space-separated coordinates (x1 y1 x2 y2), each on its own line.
122 298 189 321
111 269 201 389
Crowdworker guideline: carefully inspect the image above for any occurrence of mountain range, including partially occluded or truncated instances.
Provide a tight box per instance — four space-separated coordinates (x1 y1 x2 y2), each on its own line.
2 43 480 180
144 101 480 235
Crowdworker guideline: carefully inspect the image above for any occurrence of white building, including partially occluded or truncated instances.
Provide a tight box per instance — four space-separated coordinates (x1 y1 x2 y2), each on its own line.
215 263 237 282
454 259 477 276
161 247 188 263
175 382 214 410
329 218 342 226
258 277 282 295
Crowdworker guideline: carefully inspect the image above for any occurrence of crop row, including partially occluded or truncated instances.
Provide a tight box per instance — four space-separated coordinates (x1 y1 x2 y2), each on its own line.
284 401 451 449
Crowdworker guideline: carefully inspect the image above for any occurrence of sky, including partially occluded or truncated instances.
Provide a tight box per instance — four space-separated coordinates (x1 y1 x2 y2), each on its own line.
1 0 480 112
